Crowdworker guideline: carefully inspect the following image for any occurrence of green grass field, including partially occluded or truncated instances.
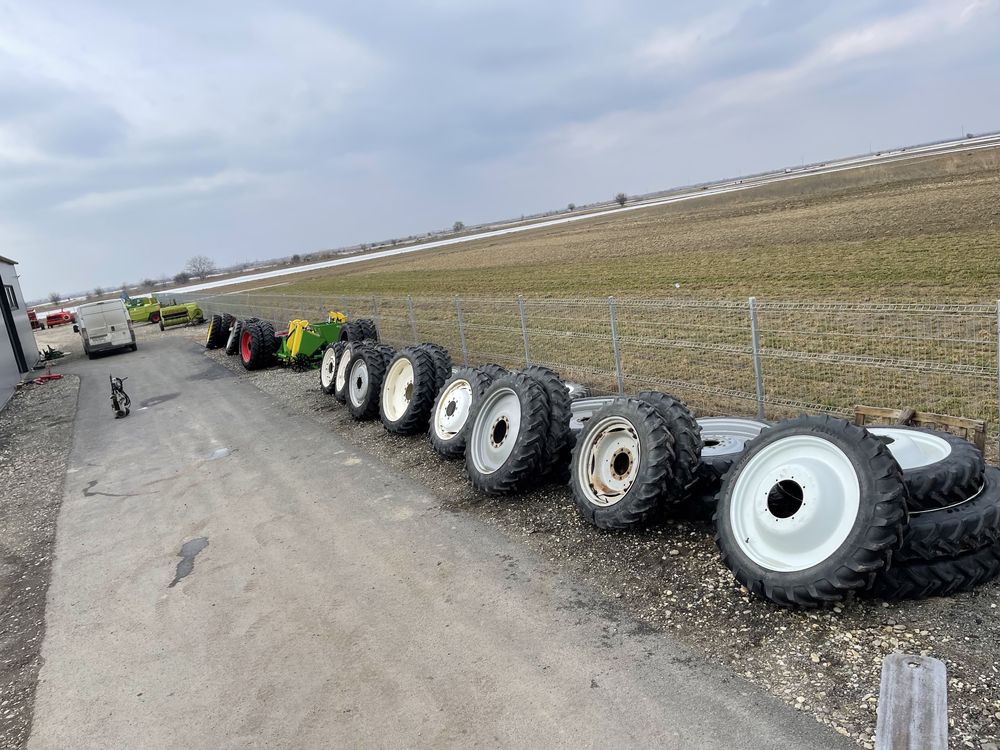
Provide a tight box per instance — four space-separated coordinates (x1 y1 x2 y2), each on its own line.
229 147 1000 304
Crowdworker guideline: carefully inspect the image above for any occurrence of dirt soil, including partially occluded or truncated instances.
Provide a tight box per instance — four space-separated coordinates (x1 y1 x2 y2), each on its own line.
0 375 80 750
198 332 1000 749
207 147 1000 305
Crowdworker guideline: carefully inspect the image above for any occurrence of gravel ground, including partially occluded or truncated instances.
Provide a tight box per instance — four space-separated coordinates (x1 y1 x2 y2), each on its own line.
0 374 80 749
191 327 1000 748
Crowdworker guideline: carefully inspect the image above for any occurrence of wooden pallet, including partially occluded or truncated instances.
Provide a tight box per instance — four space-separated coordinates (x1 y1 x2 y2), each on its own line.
854 405 986 452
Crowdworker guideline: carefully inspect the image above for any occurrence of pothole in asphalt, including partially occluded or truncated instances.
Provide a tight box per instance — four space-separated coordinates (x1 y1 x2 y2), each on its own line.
168 537 209 588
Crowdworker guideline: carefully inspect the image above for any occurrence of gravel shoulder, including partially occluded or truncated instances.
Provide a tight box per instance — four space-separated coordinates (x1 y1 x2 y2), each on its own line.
0 375 80 750
198 330 1000 749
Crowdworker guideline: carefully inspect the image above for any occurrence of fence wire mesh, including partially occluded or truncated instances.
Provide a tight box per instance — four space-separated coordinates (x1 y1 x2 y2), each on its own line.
176 291 1000 458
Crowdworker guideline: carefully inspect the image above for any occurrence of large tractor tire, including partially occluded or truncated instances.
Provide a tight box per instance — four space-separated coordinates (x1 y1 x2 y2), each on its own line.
419 343 453 391
714 415 907 609
430 366 494 459
872 539 1000 601
358 318 379 341
866 426 984 511
570 398 676 530
339 320 366 342
464 373 551 495
347 344 390 421
239 321 277 370
895 465 1000 562
479 364 508 381
206 314 227 349
224 319 244 356
149 311 161 324
334 341 365 403
221 314 235 336
522 365 573 480
634 391 702 503
320 341 345 395
686 417 770 519
380 346 439 435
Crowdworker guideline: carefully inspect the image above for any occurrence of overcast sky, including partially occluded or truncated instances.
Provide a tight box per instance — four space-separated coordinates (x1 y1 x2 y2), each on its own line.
2 0 999 301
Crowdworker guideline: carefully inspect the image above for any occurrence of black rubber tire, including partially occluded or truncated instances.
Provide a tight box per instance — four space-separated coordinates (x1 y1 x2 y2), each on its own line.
320 341 345 395
522 365 573 480
419 343 453 391
380 346 439 435
464 373 551 495
714 415 908 609
872 538 1000 601
372 343 395 363
570 398 676 530
684 458 734 521
220 313 235 338
206 314 227 349
256 320 279 354
224 320 244 356
334 341 364 404
634 391 702 502
895 465 1000 562
239 321 277 370
429 367 493 459
149 312 160 324
339 320 365 342
357 318 379 342
478 364 509 381
347 344 389 421
871 426 984 511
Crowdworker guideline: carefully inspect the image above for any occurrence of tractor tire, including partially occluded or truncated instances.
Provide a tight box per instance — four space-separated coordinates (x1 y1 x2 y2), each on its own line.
896 465 1000 562
334 341 364 403
464 373 551 495
872 539 1000 601
256 320 280 354
339 320 366 342
478 364 508 381
206 314 227 349
239 321 277 371
570 398 676 530
159 321 165 331
372 343 395 363
634 391 702 502
357 318 379 342
522 365 573 480
714 415 907 609
224 320 244 356
866 426 984 511
320 341 344 395
686 417 771 519
149 312 161 324
430 367 493 459
347 344 389 421
221 314 235 337
419 343 453 390
380 346 439 435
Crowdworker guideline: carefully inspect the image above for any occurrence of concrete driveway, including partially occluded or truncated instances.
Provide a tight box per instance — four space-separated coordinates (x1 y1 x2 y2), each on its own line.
29 331 854 749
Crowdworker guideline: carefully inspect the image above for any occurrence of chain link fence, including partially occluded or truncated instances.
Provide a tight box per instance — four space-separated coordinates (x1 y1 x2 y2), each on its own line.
175 291 1000 455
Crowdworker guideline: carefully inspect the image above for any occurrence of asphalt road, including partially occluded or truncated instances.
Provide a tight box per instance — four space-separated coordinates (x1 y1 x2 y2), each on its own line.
28 331 855 749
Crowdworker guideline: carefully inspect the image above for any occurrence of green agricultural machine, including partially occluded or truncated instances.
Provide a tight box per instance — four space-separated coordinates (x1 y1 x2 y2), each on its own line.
125 295 162 324
159 301 204 329
225 312 377 371
275 315 347 368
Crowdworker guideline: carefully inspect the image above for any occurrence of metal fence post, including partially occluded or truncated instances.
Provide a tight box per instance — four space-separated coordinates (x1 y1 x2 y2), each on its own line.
517 295 531 365
608 296 625 395
454 296 469 365
749 296 765 420
407 295 418 343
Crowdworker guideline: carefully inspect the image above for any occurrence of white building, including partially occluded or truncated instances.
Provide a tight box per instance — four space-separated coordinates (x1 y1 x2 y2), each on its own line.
0 256 38 407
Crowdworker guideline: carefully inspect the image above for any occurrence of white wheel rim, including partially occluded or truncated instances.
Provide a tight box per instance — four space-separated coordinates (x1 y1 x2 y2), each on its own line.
698 417 769 457
320 347 337 388
382 357 415 422
867 427 952 469
335 345 353 392
576 415 641 507
469 386 522 474
349 358 370 407
434 379 474 441
729 434 860 572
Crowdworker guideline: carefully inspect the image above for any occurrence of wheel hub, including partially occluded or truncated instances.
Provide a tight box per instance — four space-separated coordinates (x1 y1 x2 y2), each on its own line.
577 415 642 507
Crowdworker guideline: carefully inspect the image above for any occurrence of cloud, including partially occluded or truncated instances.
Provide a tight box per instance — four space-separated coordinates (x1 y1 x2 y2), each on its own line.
56 169 263 212
635 8 748 68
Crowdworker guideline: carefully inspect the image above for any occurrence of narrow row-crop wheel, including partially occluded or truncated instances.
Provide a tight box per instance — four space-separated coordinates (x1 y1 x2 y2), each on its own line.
380 346 439 434
429 366 495 458
239 320 278 370
347 344 391 420
320 341 345 394
206 314 228 349
224 319 244 356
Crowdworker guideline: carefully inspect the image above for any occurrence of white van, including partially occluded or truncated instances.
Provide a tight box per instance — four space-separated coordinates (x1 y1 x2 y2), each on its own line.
74 299 137 359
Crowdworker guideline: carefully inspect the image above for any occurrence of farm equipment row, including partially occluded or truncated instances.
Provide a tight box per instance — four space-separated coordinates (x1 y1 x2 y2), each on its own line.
208 314 1000 611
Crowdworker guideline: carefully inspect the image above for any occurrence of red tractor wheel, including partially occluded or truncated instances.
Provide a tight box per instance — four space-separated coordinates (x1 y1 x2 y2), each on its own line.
149 312 161 324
